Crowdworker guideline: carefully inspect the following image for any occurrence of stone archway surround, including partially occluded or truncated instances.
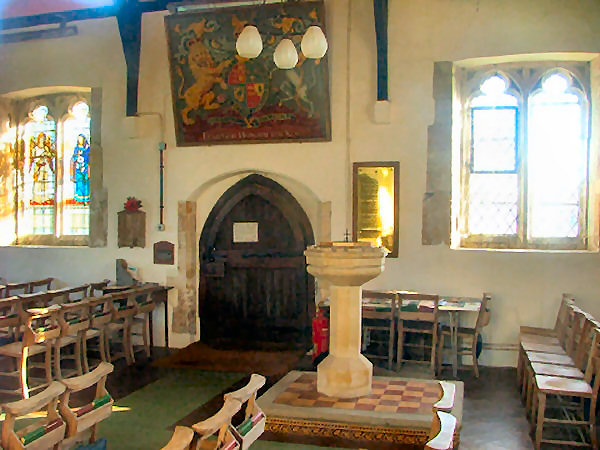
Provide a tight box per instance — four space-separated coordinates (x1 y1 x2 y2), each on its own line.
167 171 331 347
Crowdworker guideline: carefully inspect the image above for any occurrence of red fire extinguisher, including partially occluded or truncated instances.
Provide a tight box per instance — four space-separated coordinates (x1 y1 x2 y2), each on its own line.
312 309 329 361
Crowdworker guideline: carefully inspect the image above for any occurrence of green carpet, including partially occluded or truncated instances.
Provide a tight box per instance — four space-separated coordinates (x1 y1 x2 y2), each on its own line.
98 369 243 449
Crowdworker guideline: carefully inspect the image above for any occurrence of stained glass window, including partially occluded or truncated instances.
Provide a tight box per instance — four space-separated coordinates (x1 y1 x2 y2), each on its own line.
0 97 93 245
19 105 57 235
61 101 91 235
457 64 590 250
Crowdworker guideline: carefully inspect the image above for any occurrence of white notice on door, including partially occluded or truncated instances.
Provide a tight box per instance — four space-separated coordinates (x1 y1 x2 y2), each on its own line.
233 222 259 243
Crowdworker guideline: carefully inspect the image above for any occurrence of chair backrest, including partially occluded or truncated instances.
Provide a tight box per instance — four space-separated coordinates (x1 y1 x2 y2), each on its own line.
192 398 242 448
554 294 575 336
574 314 597 371
28 277 54 293
0 296 21 327
17 304 62 347
88 279 111 297
361 289 396 321
161 426 195 450
58 362 114 439
397 291 440 322
57 301 91 337
223 373 267 447
133 285 159 314
88 295 114 328
109 289 139 320
563 305 585 356
5 281 31 297
18 291 53 309
583 327 600 384
1 381 66 450
474 293 492 331
0 296 23 342
47 285 90 305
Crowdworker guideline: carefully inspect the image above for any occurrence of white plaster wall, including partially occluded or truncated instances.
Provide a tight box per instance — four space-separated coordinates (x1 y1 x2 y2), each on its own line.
0 0 599 365
351 0 600 366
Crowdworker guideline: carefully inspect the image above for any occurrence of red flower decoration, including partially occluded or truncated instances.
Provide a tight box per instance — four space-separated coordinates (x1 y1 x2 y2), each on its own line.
124 197 142 212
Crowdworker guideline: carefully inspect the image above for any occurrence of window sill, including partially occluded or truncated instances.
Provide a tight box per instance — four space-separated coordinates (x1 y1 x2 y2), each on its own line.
451 246 598 254
11 235 89 247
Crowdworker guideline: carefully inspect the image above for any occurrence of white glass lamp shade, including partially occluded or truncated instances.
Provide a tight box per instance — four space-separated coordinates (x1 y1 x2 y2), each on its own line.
273 38 298 69
236 25 263 58
301 25 328 59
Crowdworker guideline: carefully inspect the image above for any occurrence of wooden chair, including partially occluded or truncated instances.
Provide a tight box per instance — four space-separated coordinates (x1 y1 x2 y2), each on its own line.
58 361 114 449
531 328 600 449
361 290 396 370
130 285 159 359
105 289 139 365
53 301 91 379
28 278 53 294
0 298 61 399
396 292 440 374
82 294 113 372
524 311 596 423
521 304 583 410
0 297 29 396
519 297 578 387
223 373 266 449
1 381 66 450
517 294 574 386
437 293 491 378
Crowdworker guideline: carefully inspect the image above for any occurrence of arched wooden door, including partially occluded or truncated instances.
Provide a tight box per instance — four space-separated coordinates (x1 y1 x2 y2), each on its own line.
199 174 315 349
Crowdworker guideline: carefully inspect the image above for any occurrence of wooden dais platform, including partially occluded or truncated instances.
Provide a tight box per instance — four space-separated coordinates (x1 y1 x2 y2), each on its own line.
257 371 463 447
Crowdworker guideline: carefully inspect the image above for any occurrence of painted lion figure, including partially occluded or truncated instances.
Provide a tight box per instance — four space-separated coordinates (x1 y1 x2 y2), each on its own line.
177 19 231 125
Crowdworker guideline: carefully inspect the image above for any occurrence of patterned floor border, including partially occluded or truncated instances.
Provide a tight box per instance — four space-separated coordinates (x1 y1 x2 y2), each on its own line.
265 416 461 447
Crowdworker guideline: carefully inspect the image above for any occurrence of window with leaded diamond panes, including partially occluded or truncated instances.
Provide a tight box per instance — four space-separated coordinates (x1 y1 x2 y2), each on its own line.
455 64 590 250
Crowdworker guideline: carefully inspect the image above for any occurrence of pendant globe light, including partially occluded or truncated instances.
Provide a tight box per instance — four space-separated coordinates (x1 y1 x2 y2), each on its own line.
273 38 298 69
301 25 328 59
236 25 263 59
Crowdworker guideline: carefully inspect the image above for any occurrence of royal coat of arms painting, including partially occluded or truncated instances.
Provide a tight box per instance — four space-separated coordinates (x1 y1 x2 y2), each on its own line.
164 1 331 146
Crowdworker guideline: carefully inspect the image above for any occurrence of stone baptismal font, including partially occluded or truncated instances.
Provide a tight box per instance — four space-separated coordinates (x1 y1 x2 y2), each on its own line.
304 241 388 398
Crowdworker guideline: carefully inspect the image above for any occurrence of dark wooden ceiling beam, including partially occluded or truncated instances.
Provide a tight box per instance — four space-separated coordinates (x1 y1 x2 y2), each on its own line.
373 0 388 101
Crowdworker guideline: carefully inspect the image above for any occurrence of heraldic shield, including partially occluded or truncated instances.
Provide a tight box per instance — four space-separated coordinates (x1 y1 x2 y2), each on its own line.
228 59 270 126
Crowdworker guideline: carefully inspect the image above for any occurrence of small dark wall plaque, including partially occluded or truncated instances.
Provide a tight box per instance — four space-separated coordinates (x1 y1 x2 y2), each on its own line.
154 241 174 265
